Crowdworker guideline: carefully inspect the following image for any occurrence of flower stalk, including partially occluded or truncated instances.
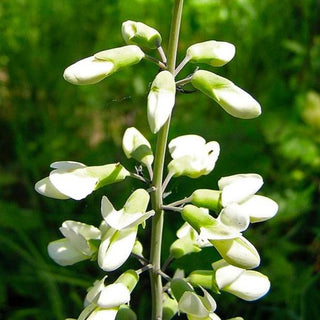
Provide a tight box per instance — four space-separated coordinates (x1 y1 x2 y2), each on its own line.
149 1 184 319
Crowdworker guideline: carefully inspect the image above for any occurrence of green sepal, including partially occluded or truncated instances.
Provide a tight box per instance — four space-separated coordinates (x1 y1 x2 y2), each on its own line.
123 189 150 213
187 270 219 293
191 189 222 212
115 305 137 320
170 278 194 301
170 236 202 259
181 205 217 233
115 269 139 292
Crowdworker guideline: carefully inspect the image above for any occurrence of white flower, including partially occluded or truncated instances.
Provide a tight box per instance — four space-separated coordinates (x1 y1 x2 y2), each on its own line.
168 135 220 178
218 173 278 222
85 277 130 309
98 226 137 272
48 220 101 266
35 161 130 200
212 259 270 301
147 71 176 133
101 189 153 230
178 288 220 320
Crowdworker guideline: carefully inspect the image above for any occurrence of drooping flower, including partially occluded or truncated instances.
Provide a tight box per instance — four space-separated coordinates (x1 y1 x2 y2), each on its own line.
35 161 130 200
168 135 220 178
48 220 101 266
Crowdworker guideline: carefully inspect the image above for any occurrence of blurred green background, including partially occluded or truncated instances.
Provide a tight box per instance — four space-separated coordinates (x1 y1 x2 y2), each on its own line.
1 0 320 319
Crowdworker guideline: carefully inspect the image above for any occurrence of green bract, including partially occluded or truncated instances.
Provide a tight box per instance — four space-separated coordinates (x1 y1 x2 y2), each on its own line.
186 40 235 67
191 70 261 119
122 20 162 49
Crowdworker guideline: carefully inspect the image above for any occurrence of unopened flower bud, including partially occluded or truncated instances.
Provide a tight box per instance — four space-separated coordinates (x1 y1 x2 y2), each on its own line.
191 70 261 119
186 40 235 67
210 236 260 269
122 127 154 167
95 45 145 70
63 45 144 85
122 20 162 49
148 71 176 133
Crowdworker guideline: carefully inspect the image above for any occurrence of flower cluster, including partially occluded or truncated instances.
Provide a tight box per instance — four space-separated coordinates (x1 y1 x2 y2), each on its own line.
35 18 278 320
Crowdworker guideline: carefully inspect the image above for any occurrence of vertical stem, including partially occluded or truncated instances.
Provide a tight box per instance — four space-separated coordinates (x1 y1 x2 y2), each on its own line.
149 1 184 319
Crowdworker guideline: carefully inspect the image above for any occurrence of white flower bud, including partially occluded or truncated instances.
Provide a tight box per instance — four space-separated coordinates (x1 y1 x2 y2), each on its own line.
63 45 144 85
122 20 162 49
147 71 176 133
210 236 260 269
186 40 235 67
192 70 261 119
122 127 154 167
63 56 114 85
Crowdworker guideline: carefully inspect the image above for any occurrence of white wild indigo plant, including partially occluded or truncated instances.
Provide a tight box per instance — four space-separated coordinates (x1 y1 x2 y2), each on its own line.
35 1 278 319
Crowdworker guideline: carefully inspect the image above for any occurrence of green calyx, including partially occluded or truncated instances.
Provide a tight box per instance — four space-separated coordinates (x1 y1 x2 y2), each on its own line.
191 189 222 212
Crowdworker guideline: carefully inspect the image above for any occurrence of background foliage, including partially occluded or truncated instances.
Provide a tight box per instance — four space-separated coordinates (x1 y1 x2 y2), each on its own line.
1 0 320 319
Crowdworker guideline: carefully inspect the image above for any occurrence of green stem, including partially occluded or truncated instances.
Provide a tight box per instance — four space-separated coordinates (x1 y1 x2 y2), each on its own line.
149 1 184 319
